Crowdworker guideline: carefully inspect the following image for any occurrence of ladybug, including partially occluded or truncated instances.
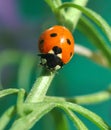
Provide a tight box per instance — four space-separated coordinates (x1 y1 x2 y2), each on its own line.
38 25 74 70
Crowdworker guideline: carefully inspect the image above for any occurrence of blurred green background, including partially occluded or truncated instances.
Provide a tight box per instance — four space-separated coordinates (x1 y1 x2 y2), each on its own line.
0 0 111 129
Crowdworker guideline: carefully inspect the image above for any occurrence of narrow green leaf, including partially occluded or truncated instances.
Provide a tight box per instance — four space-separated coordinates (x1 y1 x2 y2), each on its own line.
69 90 111 105
44 98 111 129
0 106 16 130
10 102 56 130
0 88 19 98
44 97 111 129
45 87 111 105
58 2 111 42
63 108 88 130
58 102 111 130
77 16 111 65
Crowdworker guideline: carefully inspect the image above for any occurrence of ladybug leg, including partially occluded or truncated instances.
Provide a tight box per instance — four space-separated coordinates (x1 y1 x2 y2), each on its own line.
41 58 47 65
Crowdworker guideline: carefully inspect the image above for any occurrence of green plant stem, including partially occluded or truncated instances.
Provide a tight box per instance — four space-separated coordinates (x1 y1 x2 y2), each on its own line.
25 69 55 103
17 89 25 116
0 88 19 98
69 90 111 104
58 2 111 42
63 108 88 130
45 88 111 104
45 0 88 31
10 102 56 130
77 16 111 67
58 102 110 130
65 0 89 31
0 106 16 130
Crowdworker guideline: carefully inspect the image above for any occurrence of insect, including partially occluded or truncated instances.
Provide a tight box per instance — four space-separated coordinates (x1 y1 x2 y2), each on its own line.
38 25 74 70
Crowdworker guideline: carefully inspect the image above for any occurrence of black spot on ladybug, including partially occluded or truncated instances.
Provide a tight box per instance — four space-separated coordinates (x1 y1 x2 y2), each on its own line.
70 52 73 57
67 38 71 45
39 39 44 44
53 46 62 55
50 33 57 37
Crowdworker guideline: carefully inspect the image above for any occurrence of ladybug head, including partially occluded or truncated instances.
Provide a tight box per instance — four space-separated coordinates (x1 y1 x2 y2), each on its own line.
38 46 64 70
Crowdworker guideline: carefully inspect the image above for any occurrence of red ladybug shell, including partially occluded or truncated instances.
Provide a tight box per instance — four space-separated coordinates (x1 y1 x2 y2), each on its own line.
38 25 74 64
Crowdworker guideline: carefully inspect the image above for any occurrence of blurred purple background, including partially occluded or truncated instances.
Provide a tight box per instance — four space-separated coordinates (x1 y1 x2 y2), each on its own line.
0 0 51 51
0 0 21 28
